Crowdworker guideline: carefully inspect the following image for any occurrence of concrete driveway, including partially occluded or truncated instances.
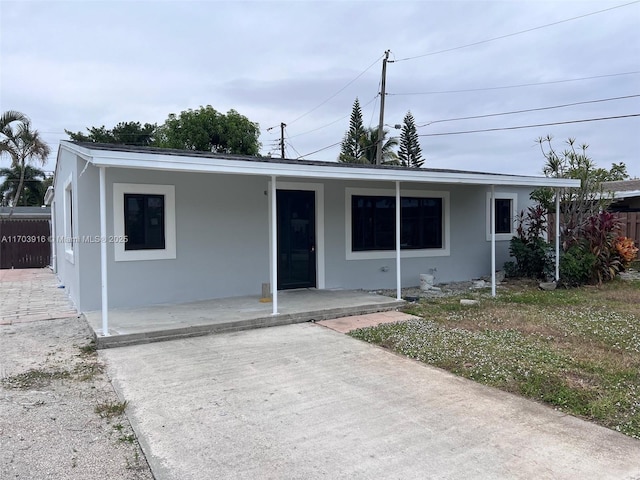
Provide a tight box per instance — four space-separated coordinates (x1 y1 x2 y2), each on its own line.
101 323 640 480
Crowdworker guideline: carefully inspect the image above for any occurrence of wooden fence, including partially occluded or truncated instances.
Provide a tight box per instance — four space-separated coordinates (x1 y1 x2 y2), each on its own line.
548 212 640 247
0 219 51 269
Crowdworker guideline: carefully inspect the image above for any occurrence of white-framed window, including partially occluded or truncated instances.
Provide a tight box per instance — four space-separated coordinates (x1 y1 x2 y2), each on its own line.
63 174 74 263
486 192 518 241
345 187 450 260
113 183 176 262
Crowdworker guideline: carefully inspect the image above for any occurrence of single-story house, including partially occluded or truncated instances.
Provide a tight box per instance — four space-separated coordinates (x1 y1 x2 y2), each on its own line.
48 141 578 334
603 179 640 212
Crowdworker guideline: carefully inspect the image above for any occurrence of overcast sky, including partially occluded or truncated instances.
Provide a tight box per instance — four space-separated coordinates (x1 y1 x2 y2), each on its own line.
1 0 639 178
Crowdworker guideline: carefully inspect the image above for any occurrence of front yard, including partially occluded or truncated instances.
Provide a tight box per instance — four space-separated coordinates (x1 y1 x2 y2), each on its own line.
351 278 640 439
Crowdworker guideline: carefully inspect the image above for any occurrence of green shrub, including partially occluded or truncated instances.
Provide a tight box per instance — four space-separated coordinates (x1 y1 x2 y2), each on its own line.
505 206 552 279
559 245 596 287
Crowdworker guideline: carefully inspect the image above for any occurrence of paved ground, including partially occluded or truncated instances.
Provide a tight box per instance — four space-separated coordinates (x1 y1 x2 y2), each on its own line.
101 323 640 480
0 269 152 479
0 268 77 325
317 310 417 333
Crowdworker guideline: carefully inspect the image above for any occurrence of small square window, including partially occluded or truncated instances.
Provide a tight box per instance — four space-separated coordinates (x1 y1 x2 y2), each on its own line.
124 194 165 251
113 183 176 262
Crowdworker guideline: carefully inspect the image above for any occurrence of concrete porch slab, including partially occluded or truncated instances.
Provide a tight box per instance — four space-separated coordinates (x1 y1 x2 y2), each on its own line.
85 289 403 349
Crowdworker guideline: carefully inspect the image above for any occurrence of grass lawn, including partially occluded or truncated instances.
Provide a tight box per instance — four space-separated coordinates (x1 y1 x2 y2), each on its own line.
349 277 640 439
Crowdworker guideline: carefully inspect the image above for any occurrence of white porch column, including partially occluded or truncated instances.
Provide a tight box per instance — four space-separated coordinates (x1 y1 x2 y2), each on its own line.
555 189 560 282
99 167 109 336
270 175 279 315
490 185 496 297
395 181 401 301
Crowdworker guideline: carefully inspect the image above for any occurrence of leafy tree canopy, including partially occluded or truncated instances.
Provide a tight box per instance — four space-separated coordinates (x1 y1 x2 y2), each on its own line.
531 135 629 240
65 106 261 156
0 165 47 206
65 121 157 146
155 106 261 155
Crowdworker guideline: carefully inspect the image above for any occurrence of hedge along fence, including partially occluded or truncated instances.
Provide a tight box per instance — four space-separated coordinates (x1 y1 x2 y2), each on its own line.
548 212 640 249
0 219 51 269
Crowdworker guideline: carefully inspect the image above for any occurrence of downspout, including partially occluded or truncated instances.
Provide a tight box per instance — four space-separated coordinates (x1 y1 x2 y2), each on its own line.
99 167 109 336
395 181 401 301
491 185 496 297
555 189 560 282
271 175 279 315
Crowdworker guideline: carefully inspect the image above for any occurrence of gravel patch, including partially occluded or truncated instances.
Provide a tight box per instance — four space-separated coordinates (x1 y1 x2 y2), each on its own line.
0 316 153 479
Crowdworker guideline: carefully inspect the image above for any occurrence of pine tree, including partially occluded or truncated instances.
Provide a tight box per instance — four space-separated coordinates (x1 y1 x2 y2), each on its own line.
338 98 366 163
398 111 423 168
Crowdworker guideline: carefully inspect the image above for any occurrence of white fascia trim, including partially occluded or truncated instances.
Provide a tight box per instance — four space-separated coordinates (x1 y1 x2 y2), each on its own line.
485 191 518 241
345 187 450 260
58 142 580 188
113 183 176 262
612 190 640 199
268 181 325 289
63 174 74 264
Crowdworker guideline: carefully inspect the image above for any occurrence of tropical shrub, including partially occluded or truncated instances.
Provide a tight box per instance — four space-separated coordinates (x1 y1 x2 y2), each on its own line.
558 245 596 287
615 237 639 267
580 212 623 283
505 206 552 279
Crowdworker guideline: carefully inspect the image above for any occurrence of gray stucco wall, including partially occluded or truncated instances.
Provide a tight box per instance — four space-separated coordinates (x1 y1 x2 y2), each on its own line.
74 166 271 311
51 150 81 308
56 155 536 311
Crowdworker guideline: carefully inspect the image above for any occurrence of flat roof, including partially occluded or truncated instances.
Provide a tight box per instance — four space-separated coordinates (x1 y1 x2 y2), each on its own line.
59 141 580 188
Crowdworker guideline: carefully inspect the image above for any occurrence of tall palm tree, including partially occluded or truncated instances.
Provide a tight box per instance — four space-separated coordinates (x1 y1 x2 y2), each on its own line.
0 111 50 215
360 127 399 165
0 165 47 206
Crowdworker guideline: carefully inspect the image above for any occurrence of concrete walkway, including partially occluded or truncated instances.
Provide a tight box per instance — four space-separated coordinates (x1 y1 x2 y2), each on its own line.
101 323 640 480
0 268 77 324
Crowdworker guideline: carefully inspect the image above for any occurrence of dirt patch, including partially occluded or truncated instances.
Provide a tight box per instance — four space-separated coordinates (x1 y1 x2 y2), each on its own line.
0 316 153 479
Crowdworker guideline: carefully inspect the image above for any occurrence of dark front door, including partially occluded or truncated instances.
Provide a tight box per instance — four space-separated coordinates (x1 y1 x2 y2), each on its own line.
277 190 316 290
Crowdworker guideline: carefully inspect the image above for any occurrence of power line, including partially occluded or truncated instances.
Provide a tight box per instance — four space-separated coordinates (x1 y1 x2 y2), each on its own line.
394 1 639 62
296 141 342 159
418 113 640 137
287 94 380 139
287 53 385 126
388 71 640 96
417 94 640 126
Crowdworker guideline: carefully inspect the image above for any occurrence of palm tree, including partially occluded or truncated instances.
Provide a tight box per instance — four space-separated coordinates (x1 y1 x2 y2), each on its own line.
360 127 399 165
0 165 47 206
0 111 51 215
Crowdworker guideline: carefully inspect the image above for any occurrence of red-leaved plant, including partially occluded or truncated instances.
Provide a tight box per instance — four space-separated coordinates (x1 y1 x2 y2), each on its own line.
581 212 623 283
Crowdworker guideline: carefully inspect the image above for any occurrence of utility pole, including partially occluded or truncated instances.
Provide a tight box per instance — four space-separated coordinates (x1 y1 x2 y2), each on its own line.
376 50 390 165
280 122 286 158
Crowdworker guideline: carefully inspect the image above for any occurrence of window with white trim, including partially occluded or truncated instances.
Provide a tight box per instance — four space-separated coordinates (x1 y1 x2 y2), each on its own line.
63 174 74 262
486 192 517 241
114 183 176 261
346 188 450 260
